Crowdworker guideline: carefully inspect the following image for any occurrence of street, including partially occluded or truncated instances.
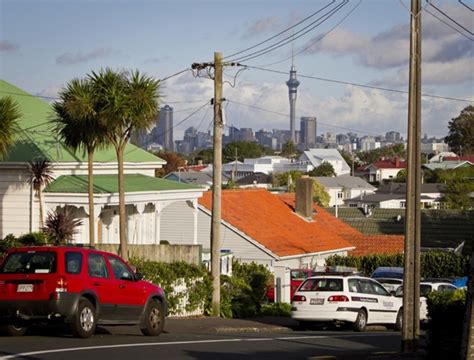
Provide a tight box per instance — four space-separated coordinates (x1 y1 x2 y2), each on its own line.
0 325 401 360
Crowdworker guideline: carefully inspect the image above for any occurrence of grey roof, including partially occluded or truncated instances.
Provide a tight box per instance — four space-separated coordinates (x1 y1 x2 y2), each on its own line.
313 176 376 190
423 161 473 171
300 149 351 173
164 171 213 186
347 193 435 203
236 172 272 185
377 182 446 194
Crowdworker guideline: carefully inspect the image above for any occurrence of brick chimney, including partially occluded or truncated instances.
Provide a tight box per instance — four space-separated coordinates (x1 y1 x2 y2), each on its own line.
295 176 313 219
394 157 400 167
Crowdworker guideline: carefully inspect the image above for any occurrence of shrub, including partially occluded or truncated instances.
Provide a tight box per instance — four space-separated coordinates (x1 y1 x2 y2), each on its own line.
426 289 467 360
260 302 292 317
17 232 48 246
325 252 468 278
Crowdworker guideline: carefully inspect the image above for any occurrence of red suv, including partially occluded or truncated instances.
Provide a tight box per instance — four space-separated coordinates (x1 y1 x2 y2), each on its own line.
0 246 167 338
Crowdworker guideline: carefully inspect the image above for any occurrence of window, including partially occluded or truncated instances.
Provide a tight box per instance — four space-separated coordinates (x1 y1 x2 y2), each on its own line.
420 284 432 297
88 254 109 278
348 279 361 293
299 278 343 292
337 192 343 199
1 252 56 274
401 201 406 208
370 280 390 296
65 252 82 274
108 256 134 280
438 285 456 293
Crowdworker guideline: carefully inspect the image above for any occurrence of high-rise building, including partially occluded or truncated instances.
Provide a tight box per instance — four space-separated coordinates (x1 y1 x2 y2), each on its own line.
156 105 174 151
386 131 401 143
300 117 317 147
286 63 300 144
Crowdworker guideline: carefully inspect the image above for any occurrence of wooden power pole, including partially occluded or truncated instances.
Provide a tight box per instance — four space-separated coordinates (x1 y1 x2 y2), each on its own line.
402 0 422 353
211 52 223 317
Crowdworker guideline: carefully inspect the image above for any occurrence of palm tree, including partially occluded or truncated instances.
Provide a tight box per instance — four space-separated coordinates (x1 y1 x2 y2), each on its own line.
42 207 83 245
53 78 106 247
89 69 160 260
0 96 21 159
27 159 54 228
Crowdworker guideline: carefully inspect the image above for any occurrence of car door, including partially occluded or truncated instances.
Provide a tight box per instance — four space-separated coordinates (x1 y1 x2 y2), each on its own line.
369 279 398 323
86 253 116 320
107 255 146 322
357 279 383 323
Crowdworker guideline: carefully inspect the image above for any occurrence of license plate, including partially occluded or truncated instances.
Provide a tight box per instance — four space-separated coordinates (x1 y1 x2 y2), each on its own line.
17 284 33 292
310 298 324 305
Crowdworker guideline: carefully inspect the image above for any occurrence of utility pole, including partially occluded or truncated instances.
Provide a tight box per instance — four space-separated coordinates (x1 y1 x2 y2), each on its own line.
402 0 422 353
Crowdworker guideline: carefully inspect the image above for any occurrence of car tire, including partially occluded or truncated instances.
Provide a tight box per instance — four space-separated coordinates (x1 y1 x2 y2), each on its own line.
70 298 96 339
394 309 402 331
140 299 165 336
1 324 27 336
353 309 367 332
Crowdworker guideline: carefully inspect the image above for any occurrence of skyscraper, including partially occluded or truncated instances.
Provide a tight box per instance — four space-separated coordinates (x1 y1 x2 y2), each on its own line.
300 117 317 147
156 105 174 151
286 63 300 144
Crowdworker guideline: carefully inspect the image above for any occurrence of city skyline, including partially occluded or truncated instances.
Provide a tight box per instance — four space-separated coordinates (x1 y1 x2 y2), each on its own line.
1 0 472 141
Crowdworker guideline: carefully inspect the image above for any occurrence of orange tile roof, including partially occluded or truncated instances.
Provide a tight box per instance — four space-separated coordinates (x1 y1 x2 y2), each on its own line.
199 189 354 257
199 189 405 258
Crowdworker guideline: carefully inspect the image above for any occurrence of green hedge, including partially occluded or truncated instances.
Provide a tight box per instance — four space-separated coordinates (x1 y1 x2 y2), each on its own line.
325 252 469 278
1 232 48 256
426 289 467 360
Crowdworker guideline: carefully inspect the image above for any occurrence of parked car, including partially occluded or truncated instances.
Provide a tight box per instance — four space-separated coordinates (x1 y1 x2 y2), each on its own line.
0 246 167 338
371 267 404 293
395 280 457 321
291 273 403 331
266 268 315 302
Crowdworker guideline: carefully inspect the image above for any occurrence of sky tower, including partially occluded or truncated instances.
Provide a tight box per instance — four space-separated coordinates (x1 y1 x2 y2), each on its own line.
286 58 300 144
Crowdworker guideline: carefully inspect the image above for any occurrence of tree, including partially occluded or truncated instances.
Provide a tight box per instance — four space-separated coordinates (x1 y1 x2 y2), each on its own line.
89 69 160 260
42 207 83 245
155 151 186 177
27 160 54 228
312 180 330 207
281 140 296 159
0 96 21 159
395 169 407 182
445 105 474 155
309 162 336 177
273 171 303 192
222 141 266 163
442 178 474 209
53 78 107 246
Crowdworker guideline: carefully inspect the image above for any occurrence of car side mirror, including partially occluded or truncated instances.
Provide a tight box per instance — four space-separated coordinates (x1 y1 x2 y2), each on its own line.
390 290 396 296
134 272 144 281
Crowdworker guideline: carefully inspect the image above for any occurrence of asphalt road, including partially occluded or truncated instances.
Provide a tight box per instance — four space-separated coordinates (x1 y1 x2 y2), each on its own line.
0 326 401 360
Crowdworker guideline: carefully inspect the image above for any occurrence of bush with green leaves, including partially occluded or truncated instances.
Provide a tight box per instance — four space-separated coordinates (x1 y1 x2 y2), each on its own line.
260 302 292 317
426 289 467 360
0 232 49 256
325 252 468 278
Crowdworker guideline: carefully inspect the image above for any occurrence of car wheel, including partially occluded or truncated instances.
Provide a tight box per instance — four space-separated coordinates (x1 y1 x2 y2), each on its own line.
70 298 96 338
353 309 367 332
1 323 27 336
140 299 164 336
394 309 403 331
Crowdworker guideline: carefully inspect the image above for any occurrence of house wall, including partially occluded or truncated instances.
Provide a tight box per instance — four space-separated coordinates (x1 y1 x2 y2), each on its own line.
379 168 403 180
277 250 348 269
0 168 39 238
160 201 196 244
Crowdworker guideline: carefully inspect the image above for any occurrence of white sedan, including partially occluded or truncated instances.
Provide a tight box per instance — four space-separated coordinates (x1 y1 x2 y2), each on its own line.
291 275 403 331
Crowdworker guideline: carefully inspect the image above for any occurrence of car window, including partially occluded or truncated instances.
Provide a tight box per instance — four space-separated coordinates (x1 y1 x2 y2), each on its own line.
299 278 343 291
348 279 361 293
108 256 134 281
65 252 82 274
420 284 432 297
0 251 56 274
88 254 109 278
370 280 391 296
359 279 376 294
438 284 456 292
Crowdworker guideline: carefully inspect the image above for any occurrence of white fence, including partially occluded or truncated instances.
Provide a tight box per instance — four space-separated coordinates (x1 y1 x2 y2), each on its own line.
170 278 205 317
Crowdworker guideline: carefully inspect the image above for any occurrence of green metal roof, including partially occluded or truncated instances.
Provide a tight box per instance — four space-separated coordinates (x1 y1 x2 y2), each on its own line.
0 79 164 164
44 174 202 194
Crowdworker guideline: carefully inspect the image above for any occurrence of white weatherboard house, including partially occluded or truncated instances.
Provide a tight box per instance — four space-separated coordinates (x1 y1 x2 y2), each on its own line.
0 80 205 244
312 176 376 207
299 149 351 176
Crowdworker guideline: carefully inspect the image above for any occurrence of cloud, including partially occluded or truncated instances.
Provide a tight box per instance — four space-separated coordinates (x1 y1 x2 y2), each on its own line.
242 16 282 38
56 48 118 65
0 40 19 52
36 84 62 103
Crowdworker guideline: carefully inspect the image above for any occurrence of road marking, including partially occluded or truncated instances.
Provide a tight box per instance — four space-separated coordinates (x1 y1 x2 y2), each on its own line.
0 333 398 359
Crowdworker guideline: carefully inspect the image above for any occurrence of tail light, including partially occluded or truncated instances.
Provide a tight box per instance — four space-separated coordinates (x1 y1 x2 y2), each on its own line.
292 295 307 302
55 276 68 293
328 295 349 302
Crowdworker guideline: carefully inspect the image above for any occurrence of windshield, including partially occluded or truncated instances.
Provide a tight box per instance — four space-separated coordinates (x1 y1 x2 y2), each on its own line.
0 251 57 274
299 278 343 292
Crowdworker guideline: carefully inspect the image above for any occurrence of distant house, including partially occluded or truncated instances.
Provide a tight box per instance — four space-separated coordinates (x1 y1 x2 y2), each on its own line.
164 170 213 189
0 79 206 245
299 149 351 176
235 172 272 189
428 151 458 163
345 183 446 209
312 176 376 207
422 160 473 172
356 158 406 182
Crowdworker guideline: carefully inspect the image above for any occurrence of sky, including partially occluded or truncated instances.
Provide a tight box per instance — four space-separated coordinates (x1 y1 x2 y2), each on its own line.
1 0 473 140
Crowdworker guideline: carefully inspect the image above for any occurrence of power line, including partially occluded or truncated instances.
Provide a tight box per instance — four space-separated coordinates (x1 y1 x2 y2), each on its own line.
424 6 474 41
427 0 473 35
223 0 336 60
240 64 474 102
256 0 362 68
226 99 381 136
230 1 349 63
459 0 474 12
160 68 192 82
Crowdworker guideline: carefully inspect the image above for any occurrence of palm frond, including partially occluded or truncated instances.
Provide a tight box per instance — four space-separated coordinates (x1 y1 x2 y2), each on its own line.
27 159 55 191
0 96 21 159
42 207 83 245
